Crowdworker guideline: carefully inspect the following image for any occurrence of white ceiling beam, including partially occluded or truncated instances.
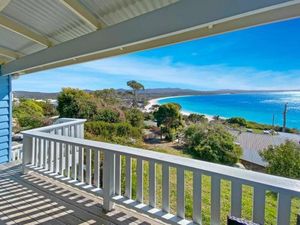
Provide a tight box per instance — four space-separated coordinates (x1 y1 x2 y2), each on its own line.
0 15 52 47
60 0 102 30
0 47 24 59
2 0 300 75
0 0 10 11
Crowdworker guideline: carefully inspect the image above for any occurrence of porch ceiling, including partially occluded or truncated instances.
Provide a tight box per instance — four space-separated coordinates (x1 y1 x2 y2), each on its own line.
0 0 299 76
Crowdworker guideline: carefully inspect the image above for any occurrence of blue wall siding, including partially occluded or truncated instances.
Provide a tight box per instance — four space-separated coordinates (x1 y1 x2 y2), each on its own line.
0 74 11 164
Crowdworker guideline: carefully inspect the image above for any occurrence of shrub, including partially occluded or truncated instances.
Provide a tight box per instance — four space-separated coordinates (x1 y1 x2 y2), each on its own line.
36 101 58 117
57 88 98 119
126 108 144 127
187 113 208 123
94 108 121 123
259 141 300 179
184 124 242 165
85 121 142 141
144 112 154 121
227 117 247 127
13 99 45 130
154 103 183 141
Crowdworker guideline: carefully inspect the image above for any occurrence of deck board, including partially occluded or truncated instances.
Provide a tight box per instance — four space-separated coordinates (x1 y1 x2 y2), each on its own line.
0 162 163 225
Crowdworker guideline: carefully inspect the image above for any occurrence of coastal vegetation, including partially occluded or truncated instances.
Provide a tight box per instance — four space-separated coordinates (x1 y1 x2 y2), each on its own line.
227 116 298 133
125 108 144 128
153 103 183 141
127 80 144 107
260 140 300 179
186 113 208 124
85 121 142 145
184 124 242 165
13 98 57 131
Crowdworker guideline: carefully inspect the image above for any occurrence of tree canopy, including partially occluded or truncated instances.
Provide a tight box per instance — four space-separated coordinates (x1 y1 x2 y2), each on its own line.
13 99 57 130
125 108 144 128
260 141 300 179
227 117 247 127
154 103 183 140
57 88 98 119
184 124 242 165
57 88 124 122
127 80 144 107
187 113 208 124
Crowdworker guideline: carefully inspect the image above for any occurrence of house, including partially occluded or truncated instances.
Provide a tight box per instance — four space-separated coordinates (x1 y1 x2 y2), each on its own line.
231 130 300 166
1 1 300 225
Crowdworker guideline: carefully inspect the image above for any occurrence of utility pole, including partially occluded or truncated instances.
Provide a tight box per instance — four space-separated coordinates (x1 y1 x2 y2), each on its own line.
272 114 275 129
282 103 288 132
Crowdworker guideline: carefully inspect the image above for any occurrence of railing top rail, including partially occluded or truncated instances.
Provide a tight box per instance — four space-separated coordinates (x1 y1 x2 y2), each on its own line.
23 129 300 195
21 118 86 133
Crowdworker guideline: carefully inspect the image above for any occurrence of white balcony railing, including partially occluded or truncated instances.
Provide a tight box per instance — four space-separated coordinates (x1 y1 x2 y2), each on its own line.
22 118 300 225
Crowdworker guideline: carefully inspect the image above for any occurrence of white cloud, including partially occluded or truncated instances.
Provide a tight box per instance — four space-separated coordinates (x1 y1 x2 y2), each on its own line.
75 55 300 90
13 55 300 91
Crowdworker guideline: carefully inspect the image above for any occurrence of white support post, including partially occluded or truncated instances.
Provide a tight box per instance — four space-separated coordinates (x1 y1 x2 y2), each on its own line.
193 171 202 224
103 151 115 211
115 154 121 195
253 186 265 224
162 164 170 213
149 160 156 208
125 156 132 199
137 158 143 203
34 137 39 166
86 148 92 185
177 167 185 219
22 134 33 174
78 147 84 183
211 176 221 225
277 193 291 225
71 145 77 180
39 138 43 168
231 180 242 218
80 123 85 138
59 142 64 175
43 139 47 169
94 150 100 188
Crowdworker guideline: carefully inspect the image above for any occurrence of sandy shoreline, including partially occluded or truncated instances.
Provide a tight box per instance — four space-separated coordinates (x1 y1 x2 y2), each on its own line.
144 96 215 121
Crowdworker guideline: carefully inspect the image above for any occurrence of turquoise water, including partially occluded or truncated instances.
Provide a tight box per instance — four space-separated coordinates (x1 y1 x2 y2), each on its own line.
158 92 300 129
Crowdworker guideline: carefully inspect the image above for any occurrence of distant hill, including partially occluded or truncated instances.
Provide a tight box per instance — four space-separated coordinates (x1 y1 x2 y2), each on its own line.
13 91 58 99
13 88 300 100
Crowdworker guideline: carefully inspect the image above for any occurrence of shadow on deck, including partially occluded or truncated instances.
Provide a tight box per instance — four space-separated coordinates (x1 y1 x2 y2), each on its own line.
0 162 162 225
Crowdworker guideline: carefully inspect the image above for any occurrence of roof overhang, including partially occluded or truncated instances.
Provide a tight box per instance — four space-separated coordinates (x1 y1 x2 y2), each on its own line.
1 0 300 76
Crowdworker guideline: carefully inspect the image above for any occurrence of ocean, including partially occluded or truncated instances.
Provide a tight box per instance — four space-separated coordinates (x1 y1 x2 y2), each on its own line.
158 92 300 129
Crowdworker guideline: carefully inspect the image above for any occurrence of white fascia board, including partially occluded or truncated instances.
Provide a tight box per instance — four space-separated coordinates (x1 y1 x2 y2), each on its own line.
2 0 300 75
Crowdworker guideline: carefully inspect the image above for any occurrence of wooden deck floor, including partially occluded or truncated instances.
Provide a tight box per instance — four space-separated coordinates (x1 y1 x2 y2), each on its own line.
0 162 164 225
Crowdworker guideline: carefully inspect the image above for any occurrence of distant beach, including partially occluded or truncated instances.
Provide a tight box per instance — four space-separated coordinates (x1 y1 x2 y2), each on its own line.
147 92 300 129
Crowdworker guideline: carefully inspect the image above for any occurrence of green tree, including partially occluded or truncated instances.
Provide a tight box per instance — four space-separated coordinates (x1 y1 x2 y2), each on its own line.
94 108 121 123
127 80 144 107
227 117 247 127
57 88 97 119
126 108 144 127
154 103 183 141
13 99 45 130
187 113 208 124
184 124 242 165
259 141 300 179
85 121 142 145
36 100 58 117
93 89 119 105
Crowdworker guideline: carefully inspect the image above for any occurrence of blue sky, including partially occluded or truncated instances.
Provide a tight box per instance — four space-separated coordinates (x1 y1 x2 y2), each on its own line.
13 18 300 92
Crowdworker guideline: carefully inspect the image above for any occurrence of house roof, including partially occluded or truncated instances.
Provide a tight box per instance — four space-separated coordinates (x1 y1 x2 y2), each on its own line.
0 0 299 76
231 130 300 166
